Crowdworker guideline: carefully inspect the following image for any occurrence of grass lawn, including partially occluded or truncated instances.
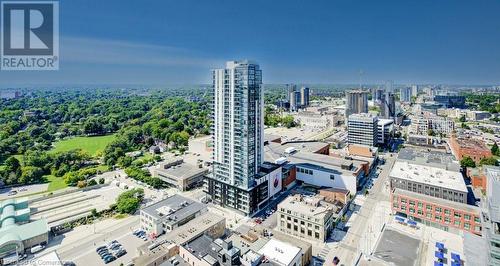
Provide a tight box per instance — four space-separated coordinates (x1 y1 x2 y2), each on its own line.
45 174 68 192
50 134 116 157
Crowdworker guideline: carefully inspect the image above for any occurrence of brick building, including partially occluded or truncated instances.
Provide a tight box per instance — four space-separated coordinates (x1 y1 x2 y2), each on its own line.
389 158 482 235
467 167 487 192
391 189 482 235
449 135 492 163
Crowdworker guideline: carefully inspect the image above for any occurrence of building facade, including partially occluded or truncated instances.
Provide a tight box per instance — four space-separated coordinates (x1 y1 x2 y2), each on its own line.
377 119 394 145
434 95 466 108
391 189 481 235
345 90 369 118
379 91 396 119
389 160 482 235
300 86 310 107
347 113 378 147
206 60 265 215
277 195 336 242
449 135 493 163
400 87 412 103
140 195 208 236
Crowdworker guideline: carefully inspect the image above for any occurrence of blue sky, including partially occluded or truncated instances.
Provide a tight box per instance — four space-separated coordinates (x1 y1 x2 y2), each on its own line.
1 0 500 86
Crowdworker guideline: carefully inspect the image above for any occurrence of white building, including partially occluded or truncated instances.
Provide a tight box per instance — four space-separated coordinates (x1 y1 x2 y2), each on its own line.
377 118 394 145
139 195 208 235
258 239 302 266
348 113 378 147
410 112 455 136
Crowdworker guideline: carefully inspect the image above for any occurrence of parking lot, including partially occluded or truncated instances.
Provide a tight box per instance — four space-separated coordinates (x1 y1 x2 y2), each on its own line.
72 232 145 266
373 228 420 266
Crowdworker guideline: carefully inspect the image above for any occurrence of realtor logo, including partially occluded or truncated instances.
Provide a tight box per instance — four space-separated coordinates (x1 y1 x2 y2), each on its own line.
1 1 59 70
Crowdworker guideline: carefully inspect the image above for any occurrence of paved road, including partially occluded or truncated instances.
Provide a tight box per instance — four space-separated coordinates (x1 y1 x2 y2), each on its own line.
327 154 396 266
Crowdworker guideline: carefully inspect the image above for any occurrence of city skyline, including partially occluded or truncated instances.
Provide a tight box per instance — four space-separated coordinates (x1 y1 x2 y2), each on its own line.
1 0 500 86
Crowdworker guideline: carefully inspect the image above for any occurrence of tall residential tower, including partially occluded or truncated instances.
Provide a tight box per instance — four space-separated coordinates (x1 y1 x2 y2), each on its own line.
205 60 267 215
345 90 369 118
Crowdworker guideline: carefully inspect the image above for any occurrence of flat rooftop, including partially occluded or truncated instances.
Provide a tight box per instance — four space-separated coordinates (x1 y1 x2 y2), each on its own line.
397 147 460 171
390 161 467 193
136 212 225 265
258 238 301 266
154 163 207 181
278 194 335 218
140 195 207 225
182 235 240 265
454 137 490 151
264 142 363 176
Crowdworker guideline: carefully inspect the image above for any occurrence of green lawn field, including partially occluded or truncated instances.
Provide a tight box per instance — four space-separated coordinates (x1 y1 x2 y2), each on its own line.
50 134 116 156
45 175 67 192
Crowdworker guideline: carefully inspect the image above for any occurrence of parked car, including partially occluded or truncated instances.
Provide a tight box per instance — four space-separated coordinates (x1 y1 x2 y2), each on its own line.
103 255 116 264
96 246 107 252
115 249 127 258
30 244 46 254
110 244 122 251
8 191 17 196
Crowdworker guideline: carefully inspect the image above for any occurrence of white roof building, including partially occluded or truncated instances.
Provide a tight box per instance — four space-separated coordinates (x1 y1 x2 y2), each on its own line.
258 238 302 266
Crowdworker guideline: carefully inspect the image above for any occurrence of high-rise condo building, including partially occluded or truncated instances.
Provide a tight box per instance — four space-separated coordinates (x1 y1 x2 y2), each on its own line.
289 90 301 112
345 90 369 118
380 91 396 119
411 84 418 97
400 87 412 103
205 60 269 215
300 86 310 107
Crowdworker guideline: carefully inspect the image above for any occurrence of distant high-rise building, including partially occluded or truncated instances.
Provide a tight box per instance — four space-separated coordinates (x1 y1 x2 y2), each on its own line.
411 84 418 97
289 90 301 112
371 87 384 105
380 91 396 119
345 90 369 118
300 86 310 107
400 87 412 103
287 84 297 101
347 113 378 147
385 80 394 93
206 60 265 215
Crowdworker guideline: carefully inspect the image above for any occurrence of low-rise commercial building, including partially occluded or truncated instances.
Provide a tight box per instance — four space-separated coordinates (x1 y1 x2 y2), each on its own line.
135 212 225 266
391 189 481 235
467 167 488 192
140 195 208 236
467 110 491 121
389 153 482 235
153 159 208 191
390 161 467 203
258 239 302 266
265 141 369 194
410 112 455 136
179 236 241 266
449 135 493 163
277 194 340 242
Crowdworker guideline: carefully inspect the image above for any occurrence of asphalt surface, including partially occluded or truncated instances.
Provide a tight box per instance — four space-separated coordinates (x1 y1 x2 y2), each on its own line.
327 154 396 266
373 229 420 266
